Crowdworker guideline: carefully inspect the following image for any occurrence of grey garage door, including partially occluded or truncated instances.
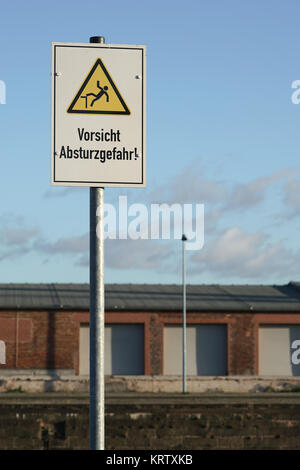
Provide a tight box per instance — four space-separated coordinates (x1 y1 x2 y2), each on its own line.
259 325 300 376
80 324 144 375
163 324 227 376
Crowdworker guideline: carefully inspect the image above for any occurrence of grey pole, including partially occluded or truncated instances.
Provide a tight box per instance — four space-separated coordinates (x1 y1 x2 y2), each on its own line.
182 234 187 393
89 35 105 450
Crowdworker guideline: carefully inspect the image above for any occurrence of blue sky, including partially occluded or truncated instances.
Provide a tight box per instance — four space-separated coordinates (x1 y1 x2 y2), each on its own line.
1 0 300 286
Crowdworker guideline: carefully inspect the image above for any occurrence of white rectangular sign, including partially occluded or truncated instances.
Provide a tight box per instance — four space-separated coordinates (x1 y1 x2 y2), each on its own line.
51 42 146 187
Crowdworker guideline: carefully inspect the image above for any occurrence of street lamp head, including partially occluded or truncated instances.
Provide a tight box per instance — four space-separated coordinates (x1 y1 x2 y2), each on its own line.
182 234 187 241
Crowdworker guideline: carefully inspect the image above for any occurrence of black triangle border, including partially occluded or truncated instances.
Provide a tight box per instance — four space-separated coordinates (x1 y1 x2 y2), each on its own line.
67 58 131 115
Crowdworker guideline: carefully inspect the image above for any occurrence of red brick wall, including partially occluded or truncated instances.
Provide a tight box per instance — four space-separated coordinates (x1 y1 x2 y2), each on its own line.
1 309 299 375
229 314 255 375
0 311 83 372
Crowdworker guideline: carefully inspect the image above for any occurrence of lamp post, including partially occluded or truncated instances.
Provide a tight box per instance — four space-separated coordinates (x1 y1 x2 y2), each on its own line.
182 234 187 393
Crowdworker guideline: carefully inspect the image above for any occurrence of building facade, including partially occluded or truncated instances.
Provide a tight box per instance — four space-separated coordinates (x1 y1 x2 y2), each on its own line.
1 282 300 377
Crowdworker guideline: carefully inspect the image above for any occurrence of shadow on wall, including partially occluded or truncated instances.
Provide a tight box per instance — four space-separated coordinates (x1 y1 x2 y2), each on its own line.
45 312 56 391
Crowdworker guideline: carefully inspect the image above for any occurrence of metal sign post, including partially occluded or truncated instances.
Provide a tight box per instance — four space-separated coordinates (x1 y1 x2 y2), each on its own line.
89 35 106 452
90 183 105 450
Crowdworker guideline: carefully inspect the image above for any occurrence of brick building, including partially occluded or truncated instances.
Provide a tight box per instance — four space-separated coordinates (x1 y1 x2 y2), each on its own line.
1 282 300 377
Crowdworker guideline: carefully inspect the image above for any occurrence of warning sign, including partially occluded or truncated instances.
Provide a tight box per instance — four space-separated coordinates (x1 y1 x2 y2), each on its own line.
51 42 146 187
67 58 130 115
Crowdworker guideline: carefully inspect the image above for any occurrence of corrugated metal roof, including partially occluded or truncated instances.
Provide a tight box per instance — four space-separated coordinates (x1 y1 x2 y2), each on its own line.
1 282 300 312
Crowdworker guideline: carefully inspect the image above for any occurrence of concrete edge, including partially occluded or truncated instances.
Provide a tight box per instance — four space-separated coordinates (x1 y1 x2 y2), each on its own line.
1 375 300 393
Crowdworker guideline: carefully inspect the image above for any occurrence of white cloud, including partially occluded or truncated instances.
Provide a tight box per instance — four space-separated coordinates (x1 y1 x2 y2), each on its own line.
223 169 291 212
0 215 40 263
0 246 31 262
34 233 89 254
281 175 300 217
0 227 39 246
226 177 272 211
147 160 228 205
105 239 175 271
199 227 266 265
191 226 300 280
146 160 290 209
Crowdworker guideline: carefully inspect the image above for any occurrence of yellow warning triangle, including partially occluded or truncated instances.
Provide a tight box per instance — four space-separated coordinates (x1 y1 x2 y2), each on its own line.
67 58 130 115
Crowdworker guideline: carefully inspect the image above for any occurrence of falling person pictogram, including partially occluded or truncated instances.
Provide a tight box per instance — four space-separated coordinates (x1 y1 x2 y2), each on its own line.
67 58 130 115
81 81 109 108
